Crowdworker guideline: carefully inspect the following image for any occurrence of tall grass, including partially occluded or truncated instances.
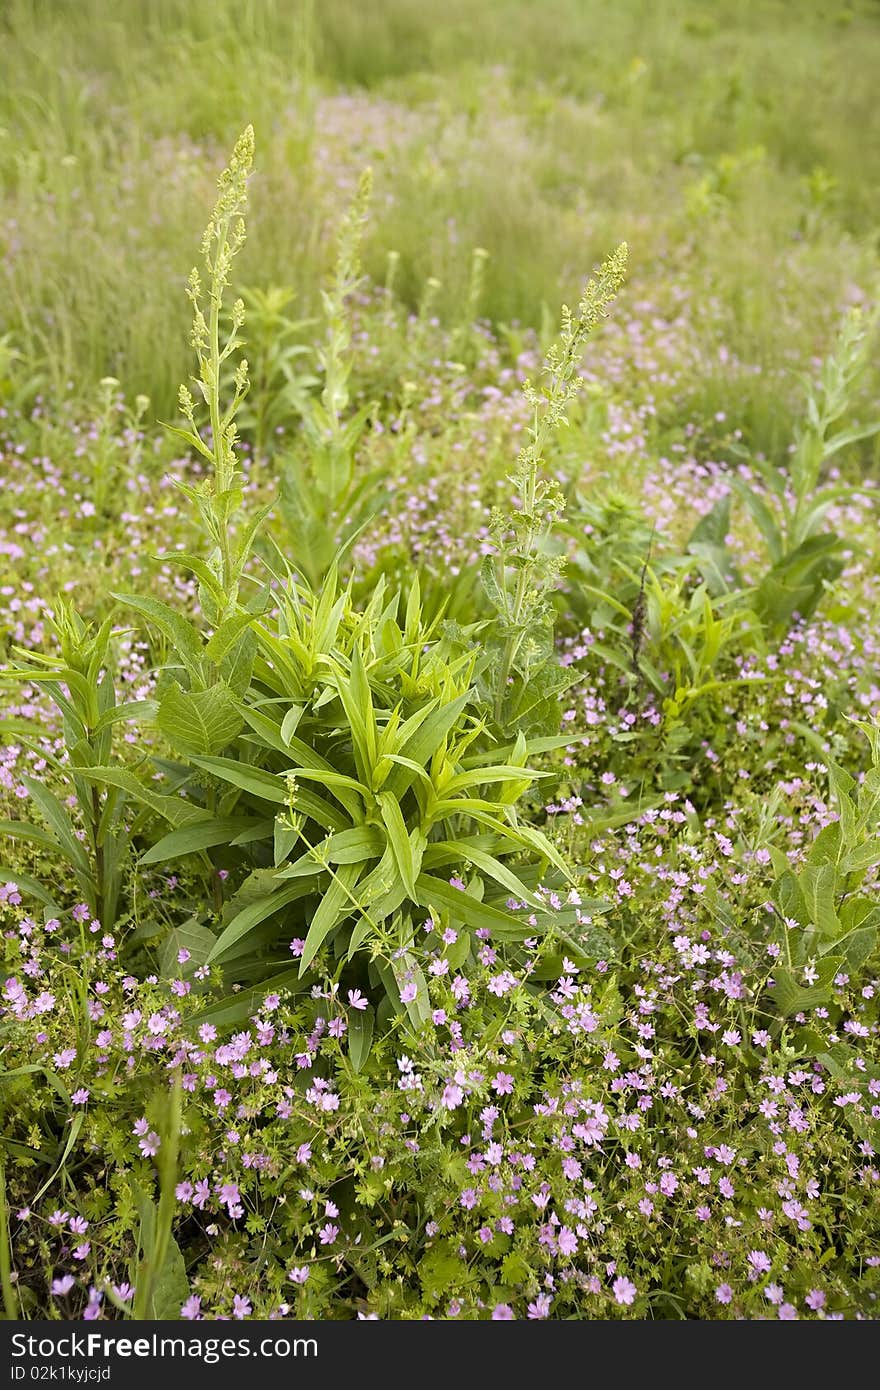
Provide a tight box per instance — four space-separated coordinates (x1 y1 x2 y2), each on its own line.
1 0 878 431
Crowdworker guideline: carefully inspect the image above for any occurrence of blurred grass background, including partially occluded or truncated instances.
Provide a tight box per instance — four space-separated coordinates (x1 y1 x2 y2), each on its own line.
1 0 878 441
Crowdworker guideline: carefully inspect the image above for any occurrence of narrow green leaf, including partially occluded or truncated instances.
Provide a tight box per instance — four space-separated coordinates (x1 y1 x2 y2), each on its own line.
348 1004 375 1073
299 862 363 974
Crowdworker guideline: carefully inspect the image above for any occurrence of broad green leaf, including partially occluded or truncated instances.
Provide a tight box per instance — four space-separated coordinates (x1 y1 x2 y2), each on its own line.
769 956 843 1017
159 918 217 978
797 862 840 937
204 612 255 663
156 682 243 756
117 593 204 679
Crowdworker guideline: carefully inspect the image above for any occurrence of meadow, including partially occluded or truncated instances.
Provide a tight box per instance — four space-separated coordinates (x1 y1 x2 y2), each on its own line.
0 0 879 1321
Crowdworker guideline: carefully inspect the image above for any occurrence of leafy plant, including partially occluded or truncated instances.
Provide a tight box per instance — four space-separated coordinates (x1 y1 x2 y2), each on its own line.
766 717 880 1016
66 132 585 1035
733 303 880 633
87 376 151 519
479 243 628 734
279 169 387 587
120 126 272 770
140 567 580 1040
0 600 151 926
234 285 317 457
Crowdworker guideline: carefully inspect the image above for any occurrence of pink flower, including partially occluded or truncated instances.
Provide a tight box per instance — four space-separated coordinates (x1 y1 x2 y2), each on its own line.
612 1277 637 1306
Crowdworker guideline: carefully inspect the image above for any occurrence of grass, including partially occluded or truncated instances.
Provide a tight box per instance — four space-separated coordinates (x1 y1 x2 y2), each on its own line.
1 0 878 443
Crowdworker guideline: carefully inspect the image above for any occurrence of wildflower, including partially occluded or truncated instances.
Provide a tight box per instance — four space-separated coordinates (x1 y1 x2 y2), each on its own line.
612 1277 637 1306
747 1250 772 1279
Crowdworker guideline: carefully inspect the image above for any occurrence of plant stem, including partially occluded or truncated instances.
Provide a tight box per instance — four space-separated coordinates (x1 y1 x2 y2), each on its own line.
0 1156 18 1320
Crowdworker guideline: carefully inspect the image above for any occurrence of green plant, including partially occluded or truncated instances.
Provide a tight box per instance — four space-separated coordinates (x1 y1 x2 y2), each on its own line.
234 285 316 457
0 600 150 926
766 717 880 1016
279 169 387 587
139 567 579 1037
65 133 581 1031
479 244 628 734
733 303 880 633
87 377 151 519
128 1076 188 1321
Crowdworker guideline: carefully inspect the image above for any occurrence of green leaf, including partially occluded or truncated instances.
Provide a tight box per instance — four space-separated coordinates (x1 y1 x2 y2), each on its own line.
117 593 204 680
769 956 843 1017
0 819 59 852
131 1185 189 1320
204 612 255 664
159 918 217 978
190 756 286 803
207 880 313 963
325 826 386 864
299 862 363 974
772 870 808 930
385 691 471 798
188 967 307 1028
141 816 259 865
414 874 533 939
378 791 418 897
348 1004 375 1073
156 682 243 756
74 766 205 826
0 869 60 911
797 862 840 937
432 841 540 907
20 775 90 875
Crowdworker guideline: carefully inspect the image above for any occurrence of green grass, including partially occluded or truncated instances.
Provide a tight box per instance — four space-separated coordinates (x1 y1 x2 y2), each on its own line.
2 1 879 418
